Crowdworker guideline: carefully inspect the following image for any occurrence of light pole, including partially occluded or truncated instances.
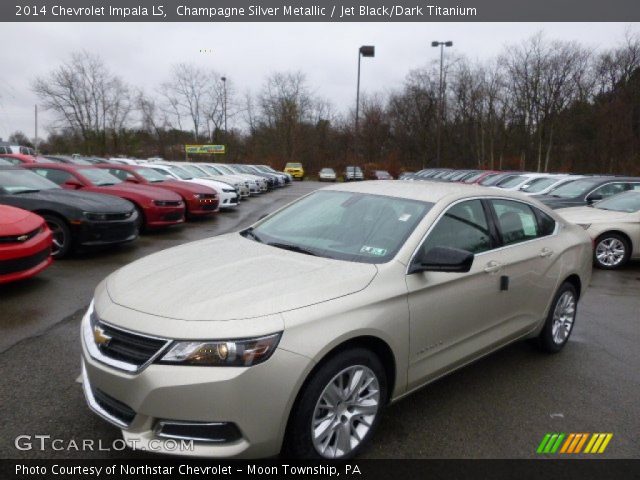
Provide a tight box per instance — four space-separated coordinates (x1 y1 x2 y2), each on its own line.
432 40 453 167
221 76 227 138
355 45 375 169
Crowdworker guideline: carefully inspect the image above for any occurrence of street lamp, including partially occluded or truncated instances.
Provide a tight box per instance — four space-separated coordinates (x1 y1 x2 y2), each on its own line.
220 76 227 136
432 40 453 167
355 45 374 168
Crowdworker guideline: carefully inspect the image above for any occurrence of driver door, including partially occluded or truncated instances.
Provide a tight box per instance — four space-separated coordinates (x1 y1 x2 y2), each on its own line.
405 199 505 389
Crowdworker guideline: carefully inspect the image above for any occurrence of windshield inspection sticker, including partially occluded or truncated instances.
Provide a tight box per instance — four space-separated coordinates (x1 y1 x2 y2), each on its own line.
360 246 387 256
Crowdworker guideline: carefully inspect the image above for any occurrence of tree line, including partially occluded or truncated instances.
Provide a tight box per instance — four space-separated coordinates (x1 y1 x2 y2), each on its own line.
13 31 640 176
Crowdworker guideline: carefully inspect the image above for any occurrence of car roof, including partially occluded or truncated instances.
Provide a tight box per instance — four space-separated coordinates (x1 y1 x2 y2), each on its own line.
325 179 546 205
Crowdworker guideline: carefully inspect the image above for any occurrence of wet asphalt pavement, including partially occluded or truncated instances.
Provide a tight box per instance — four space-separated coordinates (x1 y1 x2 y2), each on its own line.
0 180 638 459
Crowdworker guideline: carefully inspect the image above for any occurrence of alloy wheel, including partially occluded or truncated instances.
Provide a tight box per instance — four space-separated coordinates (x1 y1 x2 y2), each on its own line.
311 365 380 458
595 238 626 267
46 219 67 257
551 291 576 345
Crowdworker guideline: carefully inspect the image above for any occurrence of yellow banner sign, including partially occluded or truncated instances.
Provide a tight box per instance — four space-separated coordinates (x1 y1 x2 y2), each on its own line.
185 145 225 154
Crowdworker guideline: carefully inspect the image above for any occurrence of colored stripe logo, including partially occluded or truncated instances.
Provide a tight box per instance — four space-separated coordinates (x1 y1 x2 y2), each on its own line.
537 433 613 454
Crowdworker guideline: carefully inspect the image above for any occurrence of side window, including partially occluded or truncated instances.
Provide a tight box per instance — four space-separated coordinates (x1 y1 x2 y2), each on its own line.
421 200 492 254
535 209 556 237
32 168 74 185
628 183 640 191
590 183 627 199
491 199 540 246
108 168 131 181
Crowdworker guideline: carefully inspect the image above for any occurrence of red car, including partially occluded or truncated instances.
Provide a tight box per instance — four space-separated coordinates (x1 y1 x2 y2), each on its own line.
23 164 185 230
96 164 219 217
0 205 53 284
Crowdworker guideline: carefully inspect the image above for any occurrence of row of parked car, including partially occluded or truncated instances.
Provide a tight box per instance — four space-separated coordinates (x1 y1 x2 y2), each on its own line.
0 153 292 284
401 167 640 269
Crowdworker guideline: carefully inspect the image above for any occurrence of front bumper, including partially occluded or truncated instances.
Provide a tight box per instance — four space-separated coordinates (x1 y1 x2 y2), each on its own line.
144 205 186 228
80 313 312 458
0 229 52 284
75 217 138 247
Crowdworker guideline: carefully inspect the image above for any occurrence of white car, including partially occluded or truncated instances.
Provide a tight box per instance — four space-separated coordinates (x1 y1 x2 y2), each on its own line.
494 173 561 191
319 168 337 182
149 164 239 209
177 163 250 199
519 175 582 196
202 163 266 194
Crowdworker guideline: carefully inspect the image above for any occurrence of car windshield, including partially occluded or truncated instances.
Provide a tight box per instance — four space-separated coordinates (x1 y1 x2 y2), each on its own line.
200 165 223 175
244 190 433 264
321 168 334 173
253 165 270 173
181 165 207 177
0 169 61 193
166 166 193 180
286 163 302 168
215 165 235 174
547 179 600 198
594 191 640 213
78 168 122 186
479 173 505 185
520 177 560 193
496 175 526 188
134 167 167 183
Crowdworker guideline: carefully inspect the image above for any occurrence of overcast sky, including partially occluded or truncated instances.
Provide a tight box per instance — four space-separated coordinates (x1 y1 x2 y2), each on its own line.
0 22 637 141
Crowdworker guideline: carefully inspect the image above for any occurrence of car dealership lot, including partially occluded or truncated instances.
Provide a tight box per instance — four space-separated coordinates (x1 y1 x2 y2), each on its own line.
0 180 639 459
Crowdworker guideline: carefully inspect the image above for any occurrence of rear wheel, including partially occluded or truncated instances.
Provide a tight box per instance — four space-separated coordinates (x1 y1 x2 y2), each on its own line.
42 214 72 258
536 282 578 353
594 233 630 269
284 348 386 459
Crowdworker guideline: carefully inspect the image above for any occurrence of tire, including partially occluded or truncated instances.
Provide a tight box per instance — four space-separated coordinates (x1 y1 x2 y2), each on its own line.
42 214 73 258
593 233 630 270
284 348 387 459
536 282 578 353
133 205 145 233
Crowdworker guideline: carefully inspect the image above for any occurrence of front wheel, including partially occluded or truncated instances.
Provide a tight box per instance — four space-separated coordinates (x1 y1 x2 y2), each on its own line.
594 233 630 269
284 348 386 459
536 282 578 353
42 214 72 258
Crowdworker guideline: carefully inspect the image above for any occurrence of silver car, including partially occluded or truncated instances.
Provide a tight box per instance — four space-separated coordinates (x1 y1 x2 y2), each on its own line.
81 181 592 459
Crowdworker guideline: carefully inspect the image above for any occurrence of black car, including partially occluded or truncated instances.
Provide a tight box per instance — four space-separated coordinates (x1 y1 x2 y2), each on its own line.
0 166 138 257
534 176 640 209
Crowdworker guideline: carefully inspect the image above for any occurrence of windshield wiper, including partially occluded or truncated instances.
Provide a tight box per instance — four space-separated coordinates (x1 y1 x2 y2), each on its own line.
240 227 264 243
14 189 40 194
266 242 318 256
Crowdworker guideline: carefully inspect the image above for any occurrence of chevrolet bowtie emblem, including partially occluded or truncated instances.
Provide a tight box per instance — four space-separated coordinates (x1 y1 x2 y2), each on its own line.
17 234 28 242
93 326 112 346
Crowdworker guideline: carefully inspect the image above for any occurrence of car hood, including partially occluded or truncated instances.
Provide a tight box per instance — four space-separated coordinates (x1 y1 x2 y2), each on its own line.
557 206 632 223
98 183 182 201
9 189 134 213
0 205 42 234
106 233 377 321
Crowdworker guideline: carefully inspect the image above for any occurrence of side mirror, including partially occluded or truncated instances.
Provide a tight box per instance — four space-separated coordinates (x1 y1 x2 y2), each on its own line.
587 193 603 204
63 179 83 189
408 246 474 274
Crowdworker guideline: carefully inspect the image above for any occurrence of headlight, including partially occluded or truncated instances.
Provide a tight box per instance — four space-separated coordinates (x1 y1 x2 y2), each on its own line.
578 223 591 230
159 333 282 366
84 212 109 221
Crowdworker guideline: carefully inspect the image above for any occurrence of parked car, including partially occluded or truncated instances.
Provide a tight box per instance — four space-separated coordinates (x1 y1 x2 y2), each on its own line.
0 166 137 257
462 170 502 184
534 176 640 209
344 166 364 181
0 143 36 156
318 168 337 182
198 164 261 195
149 164 239 209
96 164 219 217
24 164 185 231
209 164 268 193
0 205 53 284
493 173 558 191
368 170 394 180
398 172 415 180
254 165 292 184
479 172 521 186
518 175 579 196
284 162 304 180
558 190 640 269
177 163 250 198
81 181 591 459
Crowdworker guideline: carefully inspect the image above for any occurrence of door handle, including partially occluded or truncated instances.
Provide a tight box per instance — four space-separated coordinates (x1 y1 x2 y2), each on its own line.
539 248 554 258
484 261 502 274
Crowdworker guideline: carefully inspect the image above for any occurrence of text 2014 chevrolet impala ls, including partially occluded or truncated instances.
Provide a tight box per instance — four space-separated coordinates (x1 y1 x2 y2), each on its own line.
81 181 592 459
